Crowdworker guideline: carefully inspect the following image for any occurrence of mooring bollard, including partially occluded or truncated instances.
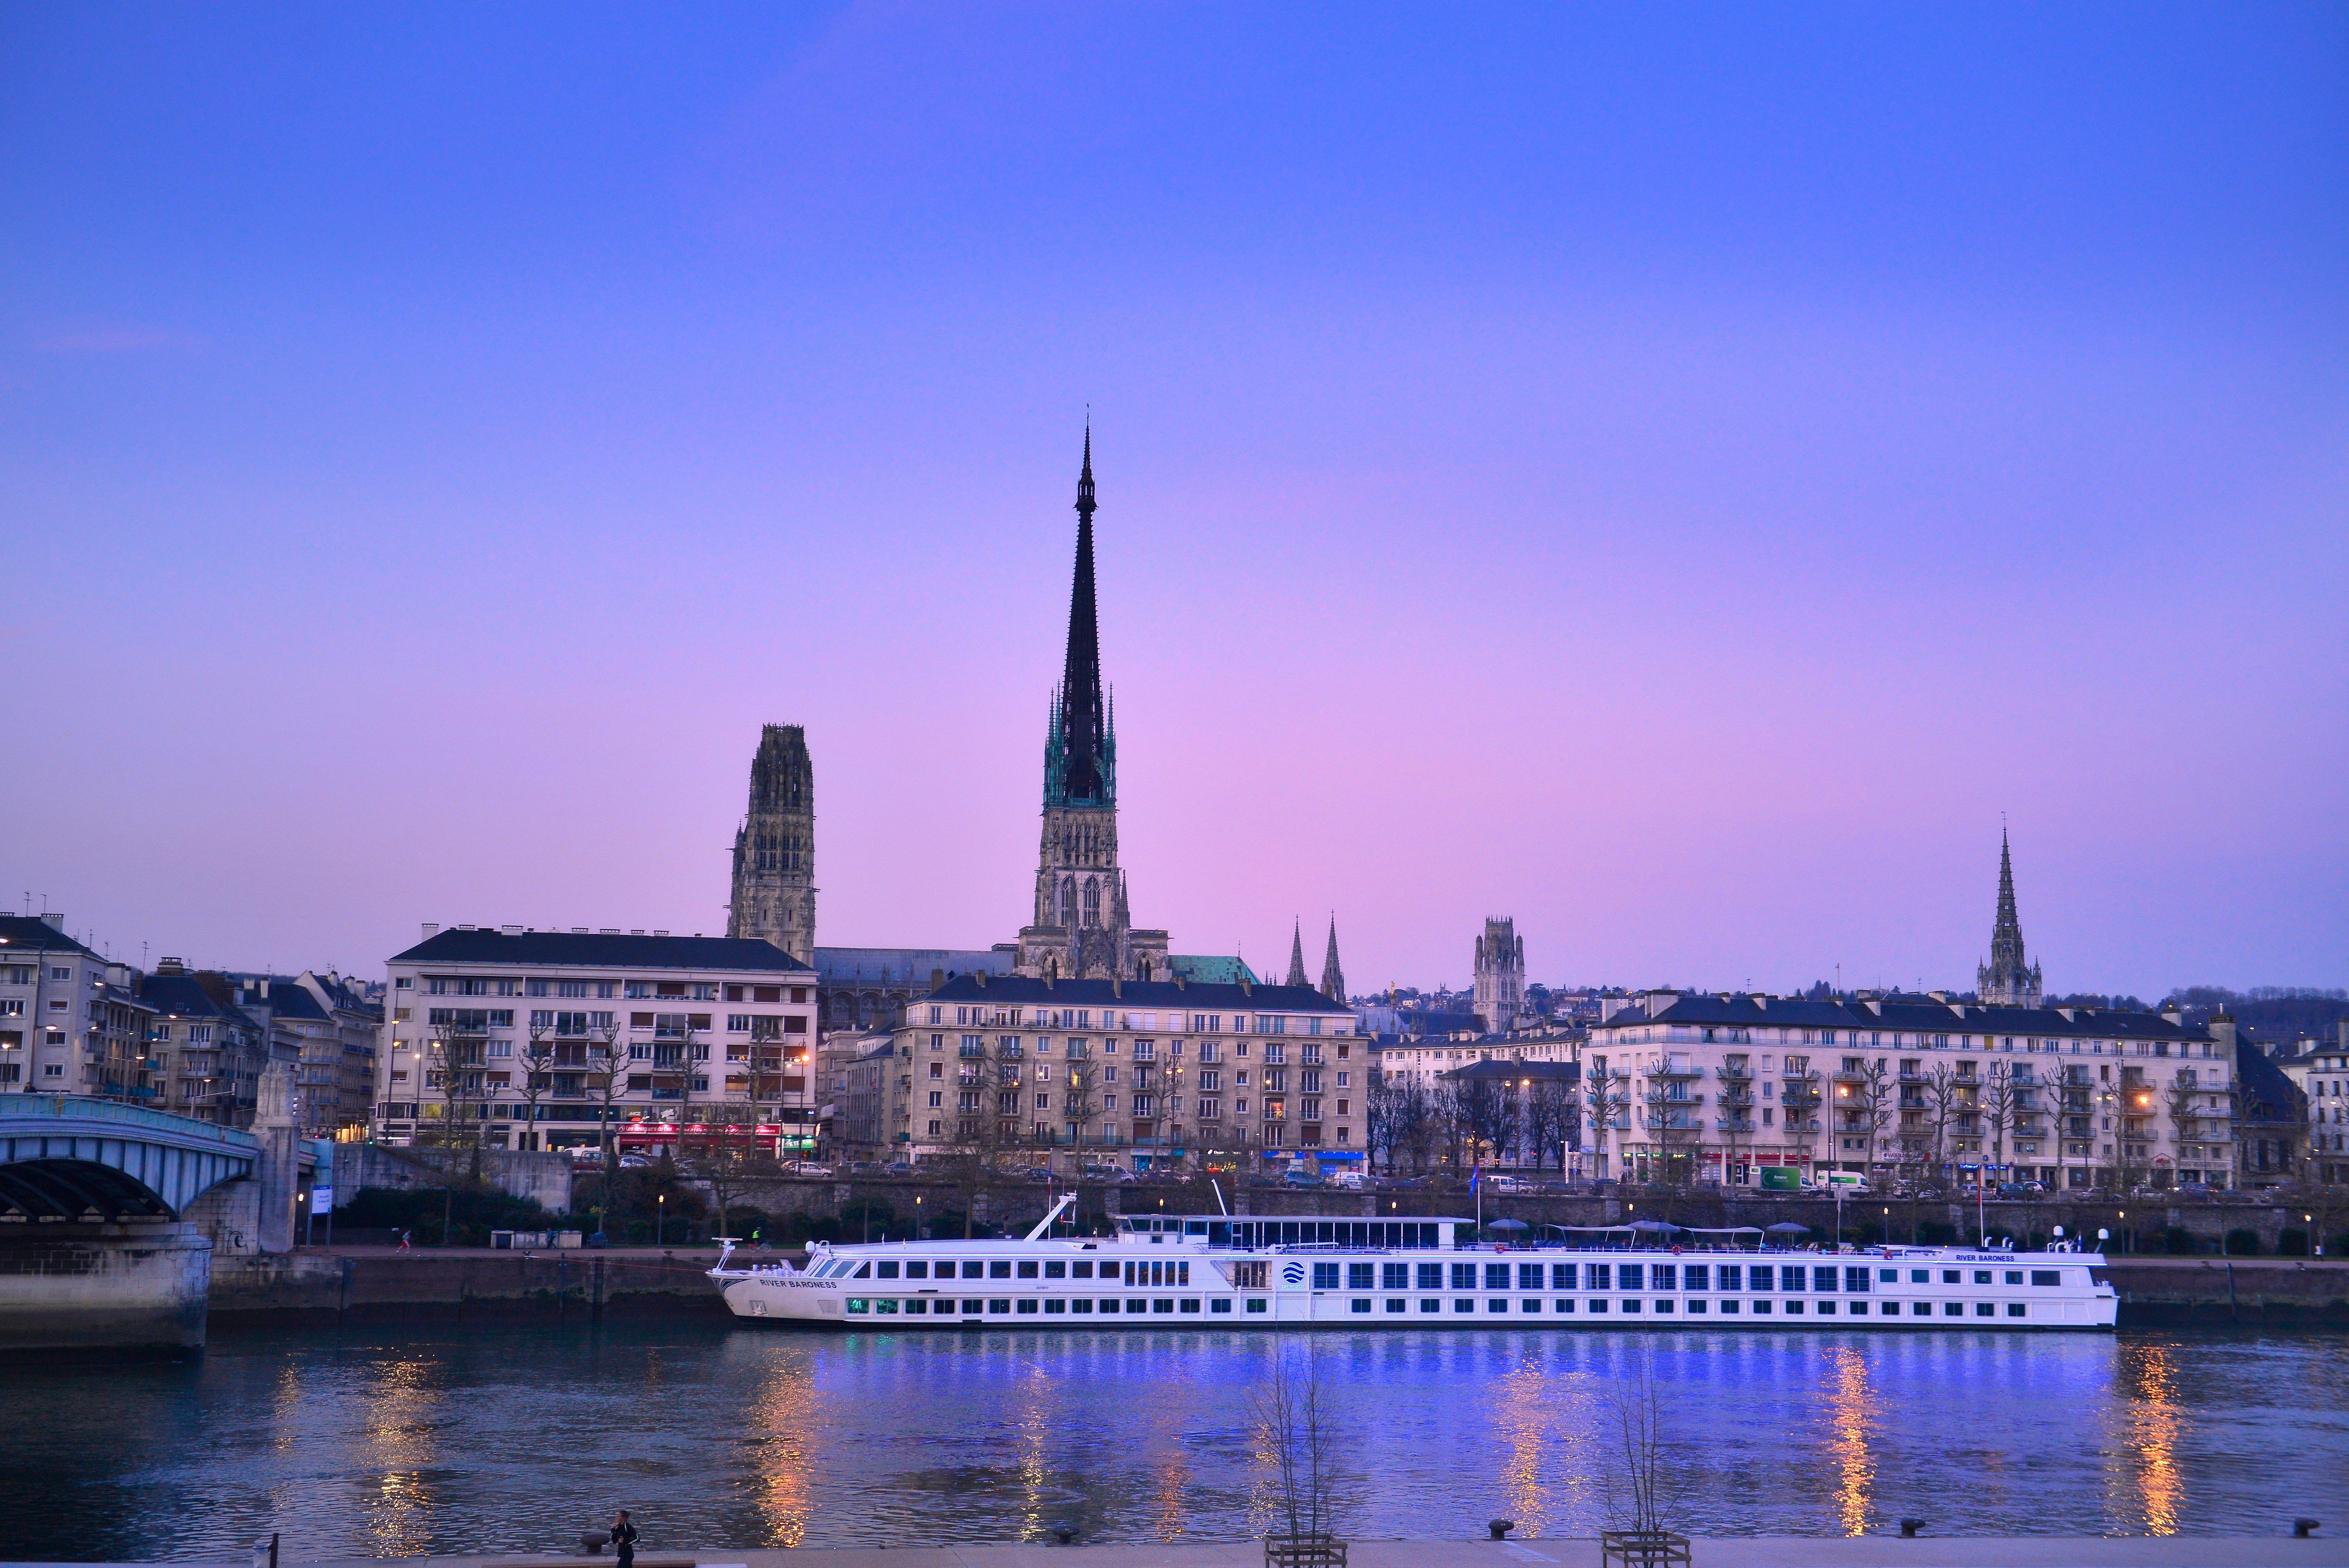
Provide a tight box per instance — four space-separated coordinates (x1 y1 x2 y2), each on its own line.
2294 1520 2320 1538
1489 1521 1515 1541
1899 1519 1926 1538
1051 1524 1079 1545
580 1530 610 1556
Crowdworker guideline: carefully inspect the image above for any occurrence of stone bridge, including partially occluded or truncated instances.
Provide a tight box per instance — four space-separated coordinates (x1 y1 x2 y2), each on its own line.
0 1075 310 1358
0 1095 263 1221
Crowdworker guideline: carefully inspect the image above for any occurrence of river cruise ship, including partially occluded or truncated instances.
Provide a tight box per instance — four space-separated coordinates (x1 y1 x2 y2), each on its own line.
710 1197 2118 1330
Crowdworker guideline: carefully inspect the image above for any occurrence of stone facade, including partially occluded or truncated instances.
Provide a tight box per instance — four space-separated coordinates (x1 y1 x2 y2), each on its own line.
1474 917 1526 1035
1976 829 2045 1008
727 723 817 962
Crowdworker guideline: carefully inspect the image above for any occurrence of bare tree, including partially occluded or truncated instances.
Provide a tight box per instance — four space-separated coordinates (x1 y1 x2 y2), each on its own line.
1586 1060 1631 1183
1983 1062 2019 1190
1526 1079 1574 1175
1851 1058 1893 1185
1923 1064 1961 1190
682 1109 779 1241
1598 1354 1692 1543
513 1021 559 1153
1254 1343 1344 1552
421 1017 488 1244
587 1023 632 1176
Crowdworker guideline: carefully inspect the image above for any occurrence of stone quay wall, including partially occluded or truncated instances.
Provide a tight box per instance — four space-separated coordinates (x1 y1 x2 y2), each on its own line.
208 1248 728 1325
0 1220 213 1359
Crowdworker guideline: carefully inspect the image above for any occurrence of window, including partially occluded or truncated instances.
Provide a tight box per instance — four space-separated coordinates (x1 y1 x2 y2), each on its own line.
2031 1270 2063 1287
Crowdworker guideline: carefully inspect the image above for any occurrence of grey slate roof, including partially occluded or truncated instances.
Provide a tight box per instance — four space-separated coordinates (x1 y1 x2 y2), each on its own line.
923 973 1351 1015
0 916 100 959
1592 991 2208 1042
1440 1059 1582 1085
138 973 259 1033
390 928 815 974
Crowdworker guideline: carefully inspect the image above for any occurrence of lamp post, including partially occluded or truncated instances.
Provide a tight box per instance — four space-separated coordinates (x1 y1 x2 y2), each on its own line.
657 1191 665 1248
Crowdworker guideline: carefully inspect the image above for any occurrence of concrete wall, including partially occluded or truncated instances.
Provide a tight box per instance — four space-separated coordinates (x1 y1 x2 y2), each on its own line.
209 1250 727 1323
340 1142 574 1213
0 1221 211 1358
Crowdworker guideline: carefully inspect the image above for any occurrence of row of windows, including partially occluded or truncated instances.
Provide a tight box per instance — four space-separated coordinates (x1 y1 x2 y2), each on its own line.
813 1256 1194 1283
837 1295 2036 1320
934 1007 1351 1037
410 976 811 1004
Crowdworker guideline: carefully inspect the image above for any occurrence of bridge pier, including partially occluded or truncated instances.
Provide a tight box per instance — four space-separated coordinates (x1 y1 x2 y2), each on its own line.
0 1219 211 1360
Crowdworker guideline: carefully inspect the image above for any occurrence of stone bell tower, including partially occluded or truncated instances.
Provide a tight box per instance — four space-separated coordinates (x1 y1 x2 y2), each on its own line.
727 724 816 962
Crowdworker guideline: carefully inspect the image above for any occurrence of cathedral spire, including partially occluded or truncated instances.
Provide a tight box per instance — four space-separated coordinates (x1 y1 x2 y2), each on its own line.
1977 825 2043 1007
1320 917 1347 1004
1047 425 1111 808
1285 919 1309 988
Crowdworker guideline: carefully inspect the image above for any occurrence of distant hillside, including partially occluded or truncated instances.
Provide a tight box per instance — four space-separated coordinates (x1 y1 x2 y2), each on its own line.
2167 986 2349 1047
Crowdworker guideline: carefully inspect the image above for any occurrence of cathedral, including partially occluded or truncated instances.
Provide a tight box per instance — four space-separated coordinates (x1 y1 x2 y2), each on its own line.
1013 429 1173 982
725 723 816 962
1975 828 2045 1007
1473 916 1526 1034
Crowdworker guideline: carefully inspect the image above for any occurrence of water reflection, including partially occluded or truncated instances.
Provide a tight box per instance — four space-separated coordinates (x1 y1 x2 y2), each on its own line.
0 1324 2339 1561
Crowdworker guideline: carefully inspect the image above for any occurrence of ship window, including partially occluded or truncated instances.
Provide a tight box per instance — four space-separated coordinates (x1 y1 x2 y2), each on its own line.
1718 1265 1741 1290
1912 1302 1931 1316
1782 1299 1802 1314
1016 1299 1039 1314
1975 1302 1996 1317
875 1299 898 1314
1911 1269 1930 1283
1314 1263 1340 1289
1557 1298 1577 1313
904 1299 927 1315
1152 1298 1174 1313
1073 1261 1093 1279
846 1299 868 1314
1845 1268 1870 1293
1879 1269 1898 1283
1588 1300 1609 1313
1943 1302 1964 1317
1044 1299 1066 1314
1180 1299 1201 1313
963 1261 984 1279
1519 1263 1544 1290
1973 1270 1993 1285
1655 1299 1674 1313
1688 1299 1707 1314
2007 1303 2027 1317
2032 1270 2062 1286
1350 1298 1372 1314
1485 1263 1509 1290
1045 1261 1066 1278
853 1262 872 1279
876 1262 899 1279
1620 1264 1643 1290
1590 1263 1612 1289
1072 1299 1093 1313
1450 1263 1476 1290
990 1261 1012 1279
1621 1299 1642 1313
1383 1263 1409 1290
1349 1263 1374 1290
1684 1265 1709 1291
1418 1263 1444 1290
1653 1264 1676 1290
1419 1298 1441 1313
989 1299 1011 1314
905 1262 928 1279
2005 1270 2023 1285
1385 1297 1406 1313
1126 1299 1148 1315
1018 1261 1039 1279
1720 1299 1738 1314
1488 1297 1508 1313
1942 1269 1962 1284
962 1299 982 1313
1552 1263 1577 1290
1521 1298 1542 1313
1246 1298 1268 1313
1453 1298 1474 1313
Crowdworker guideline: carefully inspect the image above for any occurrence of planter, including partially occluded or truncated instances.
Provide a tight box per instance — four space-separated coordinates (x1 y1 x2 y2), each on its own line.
1265 1533 1348 1568
1600 1531 1691 1568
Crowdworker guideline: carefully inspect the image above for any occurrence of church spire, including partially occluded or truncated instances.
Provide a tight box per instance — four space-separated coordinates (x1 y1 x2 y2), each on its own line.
1994 827 2019 941
1977 825 2043 1007
1285 919 1309 988
1320 917 1347 1004
1046 425 1111 808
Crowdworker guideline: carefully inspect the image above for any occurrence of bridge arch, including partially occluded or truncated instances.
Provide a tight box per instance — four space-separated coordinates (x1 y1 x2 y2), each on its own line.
0 1099 258 1221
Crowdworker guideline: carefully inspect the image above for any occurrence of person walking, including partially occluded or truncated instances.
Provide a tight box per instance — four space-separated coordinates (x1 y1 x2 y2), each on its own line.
610 1509 638 1568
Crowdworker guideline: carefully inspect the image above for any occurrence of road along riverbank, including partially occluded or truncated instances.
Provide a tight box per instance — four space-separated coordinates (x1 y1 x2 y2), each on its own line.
204 1248 2349 1327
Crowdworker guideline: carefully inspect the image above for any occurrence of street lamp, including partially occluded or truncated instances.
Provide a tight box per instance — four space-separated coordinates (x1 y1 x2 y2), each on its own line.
657 1191 666 1247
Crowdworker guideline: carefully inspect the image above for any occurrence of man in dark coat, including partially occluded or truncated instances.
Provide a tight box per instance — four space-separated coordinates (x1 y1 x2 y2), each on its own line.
610 1509 638 1568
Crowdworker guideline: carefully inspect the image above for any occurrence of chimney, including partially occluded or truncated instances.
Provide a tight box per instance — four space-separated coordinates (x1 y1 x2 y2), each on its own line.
2160 1003 2184 1026
39 912 64 931
975 970 986 989
601 928 620 935
653 930 669 937
501 925 523 936
2209 1013 2237 1056
421 923 440 940
155 956 186 976
930 968 945 992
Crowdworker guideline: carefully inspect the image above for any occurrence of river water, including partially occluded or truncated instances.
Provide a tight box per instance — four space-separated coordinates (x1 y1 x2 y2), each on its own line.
6 1321 2342 1561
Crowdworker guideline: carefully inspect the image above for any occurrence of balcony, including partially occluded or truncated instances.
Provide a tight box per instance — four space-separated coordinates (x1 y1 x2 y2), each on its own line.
1654 1062 1703 1080
1717 1064 1753 1081
1716 1117 1756 1134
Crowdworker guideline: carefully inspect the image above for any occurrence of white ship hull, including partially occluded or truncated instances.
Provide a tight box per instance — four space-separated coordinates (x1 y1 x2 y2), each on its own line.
710 1206 2118 1331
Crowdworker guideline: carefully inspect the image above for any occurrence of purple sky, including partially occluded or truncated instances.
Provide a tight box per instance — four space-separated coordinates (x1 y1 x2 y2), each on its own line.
4 5 2344 997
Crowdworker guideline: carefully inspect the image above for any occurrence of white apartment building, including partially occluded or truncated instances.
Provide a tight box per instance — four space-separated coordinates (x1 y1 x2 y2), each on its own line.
877 974 1362 1172
2288 1023 2349 1185
0 913 159 1101
1371 1030 1578 1088
1584 990 2233 1190
375 925 820 1154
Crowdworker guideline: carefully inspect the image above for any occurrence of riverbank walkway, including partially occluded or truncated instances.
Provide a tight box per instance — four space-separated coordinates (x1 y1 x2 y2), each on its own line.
53 1536 2345 1568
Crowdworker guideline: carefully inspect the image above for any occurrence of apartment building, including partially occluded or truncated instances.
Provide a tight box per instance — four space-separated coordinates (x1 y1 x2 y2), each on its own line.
1584 989 2232 1190
0 914 158 1102
374 925 820 1153
2283 1023 2349 1184
873 974 1362 1171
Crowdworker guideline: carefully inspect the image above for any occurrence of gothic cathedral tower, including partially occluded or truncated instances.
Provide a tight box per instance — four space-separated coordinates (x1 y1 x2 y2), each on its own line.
1976 828 2044 1007
1016 429 1169 982
727 723 816 961
1474 917 1525 1035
